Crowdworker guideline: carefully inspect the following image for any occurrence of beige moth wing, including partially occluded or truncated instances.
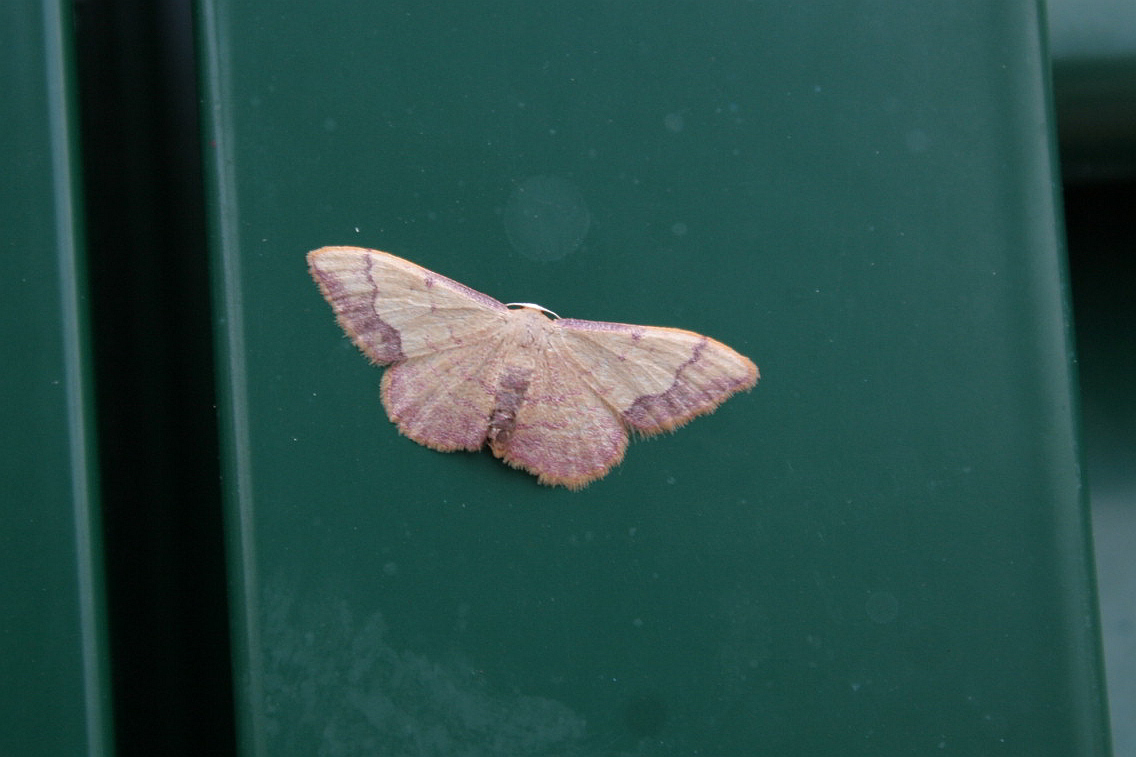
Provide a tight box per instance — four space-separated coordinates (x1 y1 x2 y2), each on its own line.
307 246 511 451
553 318 758 435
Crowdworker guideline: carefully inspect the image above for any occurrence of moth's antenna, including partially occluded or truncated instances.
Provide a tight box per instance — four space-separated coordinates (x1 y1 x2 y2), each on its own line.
505 303 560 319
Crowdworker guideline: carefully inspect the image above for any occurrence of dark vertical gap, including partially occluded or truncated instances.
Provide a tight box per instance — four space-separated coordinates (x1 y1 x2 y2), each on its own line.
73 0 235 753
1064 180 1136 482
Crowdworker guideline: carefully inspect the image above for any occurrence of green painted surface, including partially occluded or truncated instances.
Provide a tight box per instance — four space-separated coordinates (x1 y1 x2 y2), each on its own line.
198 1 1110 754
0 1 113 755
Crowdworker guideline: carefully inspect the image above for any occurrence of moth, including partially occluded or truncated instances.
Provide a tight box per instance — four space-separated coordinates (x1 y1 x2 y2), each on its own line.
308 247 758 488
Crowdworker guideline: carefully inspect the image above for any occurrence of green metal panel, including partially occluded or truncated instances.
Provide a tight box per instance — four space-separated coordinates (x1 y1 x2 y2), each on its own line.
0 1 113 755
198 1 1110 754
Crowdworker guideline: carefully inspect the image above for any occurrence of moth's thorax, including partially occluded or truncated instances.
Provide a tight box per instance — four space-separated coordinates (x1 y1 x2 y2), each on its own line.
507 306 557 351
